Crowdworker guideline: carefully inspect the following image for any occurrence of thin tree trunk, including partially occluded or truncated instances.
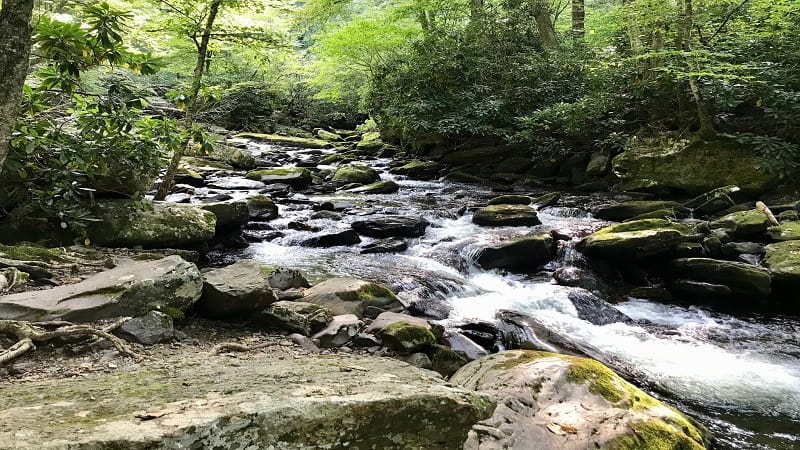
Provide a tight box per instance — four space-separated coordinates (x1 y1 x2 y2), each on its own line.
621 0 642 53
0 0 35 175
470 0 484 22
532 0 557 49
678 0 715 140
155 0 222 201
571 0 585 42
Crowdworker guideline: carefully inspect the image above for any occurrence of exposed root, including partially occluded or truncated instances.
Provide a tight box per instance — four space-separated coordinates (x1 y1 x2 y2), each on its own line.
0 318 143 365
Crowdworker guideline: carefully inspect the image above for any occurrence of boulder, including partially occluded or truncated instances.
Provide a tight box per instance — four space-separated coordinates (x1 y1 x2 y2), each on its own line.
348 180 400 194
355 131 385 153
577 219 696 260
301 229 361 247
0 256 202 322
316 129 342 141
360 238 408 254
0 352 494 449
246 168 313 190
197 260 278 319
443 332 490 361
247 195 279 221
763 240 800 288
710 209 771 238
351 216 429 238
331 164 381 185
475 232 555 272
311 314 363 348
116 311 175 345
472 204 541 227
670 258 771 297
256 301 333 336
429 344 470 377
452 350 708 450
199 200 249 231
389 160 442 180
207 177 266 191
366 312 436 354
585 152 609 178
302 277 404 318
530 192 561 209
767 222 800 241
488 195 531 206
553 267 605 295
612 136 773 195
592 201 690 222
267 267 311 290
212 144 256 170
86 201 216 248
235 132 332 149
567 289 631 326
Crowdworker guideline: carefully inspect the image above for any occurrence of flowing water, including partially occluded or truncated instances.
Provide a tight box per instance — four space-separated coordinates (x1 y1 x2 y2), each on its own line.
214 143 800 449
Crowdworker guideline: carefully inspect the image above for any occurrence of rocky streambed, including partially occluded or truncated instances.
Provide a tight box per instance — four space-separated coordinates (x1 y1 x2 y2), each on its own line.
1 132 799 449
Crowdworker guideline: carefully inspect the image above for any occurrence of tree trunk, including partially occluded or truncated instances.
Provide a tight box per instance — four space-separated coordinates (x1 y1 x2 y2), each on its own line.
532 0 558 49
470 0 484 22
621 0 642 53
571 0 585 41
678 0 716 140
0 0 35 175
155 0 222 201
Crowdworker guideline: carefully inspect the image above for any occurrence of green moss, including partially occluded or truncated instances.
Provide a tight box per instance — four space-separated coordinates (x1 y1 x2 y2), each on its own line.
245 167 312 181
767 222 800 241
235 133 332 149
428 344 469 377
332 164 380 184
157 305 185 320
565 357 639 405
0 243 68 262
339 283 397 302
605 419 705 450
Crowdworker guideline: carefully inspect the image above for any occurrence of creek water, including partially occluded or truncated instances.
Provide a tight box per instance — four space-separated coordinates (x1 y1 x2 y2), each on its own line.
208 143 800 449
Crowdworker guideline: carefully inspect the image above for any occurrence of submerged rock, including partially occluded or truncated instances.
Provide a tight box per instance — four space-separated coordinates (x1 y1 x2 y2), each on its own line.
0 256 201 322
452 350 709 450
475 232 555 272
302 277 404 318
577 219 696 260
472 204 541 227
197 260 278 320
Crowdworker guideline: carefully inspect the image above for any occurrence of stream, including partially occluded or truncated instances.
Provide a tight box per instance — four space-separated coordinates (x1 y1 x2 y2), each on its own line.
203 142 800 449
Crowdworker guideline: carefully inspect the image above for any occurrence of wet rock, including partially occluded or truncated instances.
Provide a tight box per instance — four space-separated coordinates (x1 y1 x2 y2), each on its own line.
174 170 205 187
767 222 800 241
87 200 217 249
197 260 278 320
310 210 342 221
116 311 175 345
488 195 531 206
496 310 595 357
360 238 408 254
256 301 333 336
553 267 605 295
199 200 249 231
472 204 541 227
164 193 191 203
670 280 733 298
398 352 433 369
212 144 256 170
246 194 278 221
311 314 363 348
267 267 311 290
684 185 741 216
593 200 690 222
389 160 442 180
764 240 800 288
355 132 384 153
348 180 400 194
721 242 765 259
530 192 560 209
207 177 267 191
331 164 380 185
710 209 771 238
452 350 709 450
351 332 382 348
0 256 202 322
567 289 631 325
777 210 800 222
475 232 555 273
243 230 284 242
352 216 429 238
288 221 320 232
628 286 673 301
429 344 470 377
302 277 404 318
457 322 504 353
366 312 435 354
577 219 697 260
445 171 485 184
670 258 771 298
287 333 321 352
246 167 313 190
302 229 361 247
444 331 490 361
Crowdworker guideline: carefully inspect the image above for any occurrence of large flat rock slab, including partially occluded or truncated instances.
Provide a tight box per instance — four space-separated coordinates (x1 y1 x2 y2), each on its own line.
0 353 494 449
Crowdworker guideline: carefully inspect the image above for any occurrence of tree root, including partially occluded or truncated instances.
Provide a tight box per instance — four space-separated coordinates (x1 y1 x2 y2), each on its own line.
0 318 144 365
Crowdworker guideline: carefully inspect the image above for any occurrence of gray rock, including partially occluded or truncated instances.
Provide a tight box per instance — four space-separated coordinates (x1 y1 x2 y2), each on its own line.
246 194 279 221
256 301 332 336
199 200 250 231
311 314 363 348
302 278 405 318
302 229 361 247
0 256 201 322
593 201 690 222
267 267 311 290
365 312 435 354
352 216 429 238
567 289 631 325
443 331 490 361
476 232 555 273
348 180 400 194
670 258 772 297
488 195 531 206
197 260 277 320
360 238 408 254
246 167 313 190
472 204 540 227
207 177 267 190
116 311 174 345
398 352 433 370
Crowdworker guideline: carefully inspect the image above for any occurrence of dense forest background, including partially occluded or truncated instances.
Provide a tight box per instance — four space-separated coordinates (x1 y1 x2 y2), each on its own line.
0 0 798 232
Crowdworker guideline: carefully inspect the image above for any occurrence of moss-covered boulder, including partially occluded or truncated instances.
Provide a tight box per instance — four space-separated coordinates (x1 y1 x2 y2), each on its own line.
366 312 435 354
236 132 332 149
197 260 278 320
199 200 249 231
488 195 531 206
767 222 800 242
452 350 709 450
0 256 201 322
389 160 442 180
316 129 343 141
211 144 256 170
476 232 555 273
332 164 381 185
0 352 495 449
302 277 404 318
355 131 385 153
530 192 561 209
710 209 772 238
429 344 470 378
472 204 541 227
683 185 741 217
613 136 773 195
348 180 400 194
246 167 313 190
763 241 800 288
670 258 772 298
593 201 689 222
88 200 216 248
577 219 696 260
247 194 279 221
255 301 333 336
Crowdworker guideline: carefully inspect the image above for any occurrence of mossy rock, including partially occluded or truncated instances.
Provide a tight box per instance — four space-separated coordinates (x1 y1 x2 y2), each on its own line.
247 194 279 221
355 131 385 153
348 180 400 194
763 240 800 287
710 209 772 238
255 301 333 336
428 344 469 378
451 350 709 450
302 277 404 318
472 204 541 227
767 222 800 241
332 164 381 185
476 232 555 272
578 219 696 260
235 132 332 149
593 201 689 222
670 258 771 297
389 160 442 180
380 322 436 354
245 167 313 189
488 195 531 206
0 243 70 263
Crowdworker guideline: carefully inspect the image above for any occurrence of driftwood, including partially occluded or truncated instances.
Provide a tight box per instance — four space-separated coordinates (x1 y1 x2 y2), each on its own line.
756 201 780 226
0 317 143 365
